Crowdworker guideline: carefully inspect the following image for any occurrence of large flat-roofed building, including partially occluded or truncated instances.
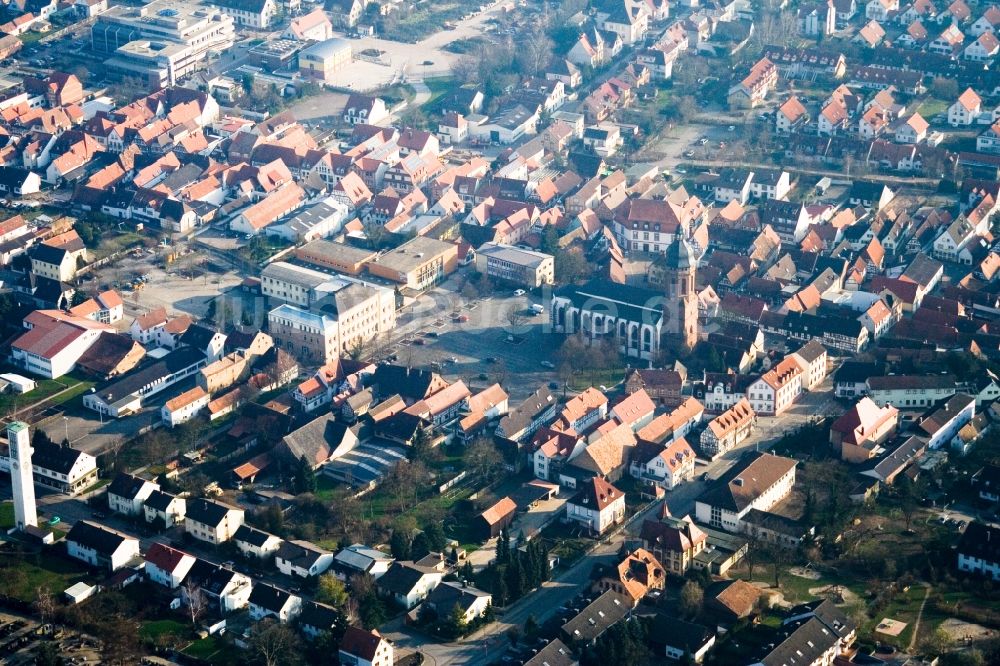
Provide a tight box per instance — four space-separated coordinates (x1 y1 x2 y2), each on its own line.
92 0 236 86
475 242 554 287
299 38 352 83
261 261 392 312
368 236 458 291
268 281 395 363
295 239 377 275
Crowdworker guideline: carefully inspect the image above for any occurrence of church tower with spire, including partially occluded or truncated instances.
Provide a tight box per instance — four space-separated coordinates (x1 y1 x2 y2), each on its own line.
662 236 699 350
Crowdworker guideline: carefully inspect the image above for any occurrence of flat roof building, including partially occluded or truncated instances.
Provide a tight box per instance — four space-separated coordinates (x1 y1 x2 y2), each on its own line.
475 242 555 287
92 0 236 87
367 236 458 292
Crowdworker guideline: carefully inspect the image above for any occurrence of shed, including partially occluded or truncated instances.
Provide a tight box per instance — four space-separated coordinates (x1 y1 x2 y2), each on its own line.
64 582 96 604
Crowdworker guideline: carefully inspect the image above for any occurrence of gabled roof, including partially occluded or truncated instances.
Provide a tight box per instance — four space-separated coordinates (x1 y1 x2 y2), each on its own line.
340 626 388 661
66 521 136 555
698 451 797 513
185 498 240 528
107 472 155 501
249 582 297 612
568 476 623 512
144 542 192 573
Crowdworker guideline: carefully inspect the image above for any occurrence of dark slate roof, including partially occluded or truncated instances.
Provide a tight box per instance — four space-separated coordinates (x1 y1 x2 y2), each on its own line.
560 590 631 643
107 472 153 501
555 278 664 326
30 243 68 266
425 581 491 613
282 413 355 465
66 521 134 555
185 498 238 528
784 599 857 640
756 616 840 666
957 521 1000 563
641 610 715 654
234 525 279 548
833 360 884 384
179 323 219 351
32 440 88 476
370 364 439 401
143 489 179 512
0 166 34 189
376 562 438 596
249 582 295 612
299 600 343 632
276 540 328 569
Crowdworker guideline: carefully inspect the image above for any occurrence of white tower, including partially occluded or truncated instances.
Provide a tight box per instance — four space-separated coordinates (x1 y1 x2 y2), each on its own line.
7 421 37 529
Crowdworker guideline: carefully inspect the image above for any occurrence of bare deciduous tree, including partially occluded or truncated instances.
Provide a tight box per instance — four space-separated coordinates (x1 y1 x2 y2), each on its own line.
183 580 206 628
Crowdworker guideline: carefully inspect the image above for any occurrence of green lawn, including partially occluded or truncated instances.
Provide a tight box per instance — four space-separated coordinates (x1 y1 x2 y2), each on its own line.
0 373 95 416
0 501 13 529
916 98 948 120
140 619 189 642
0 551 93 602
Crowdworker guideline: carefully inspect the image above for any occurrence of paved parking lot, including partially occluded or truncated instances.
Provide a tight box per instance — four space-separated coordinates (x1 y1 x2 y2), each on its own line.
387 285 565 398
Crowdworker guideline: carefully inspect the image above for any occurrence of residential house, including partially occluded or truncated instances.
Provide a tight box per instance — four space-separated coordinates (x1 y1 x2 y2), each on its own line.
830 397 899 462
249 583 302 623
375 561 444 610
332 544 394 581
66 521 140 572
917 393 976 449
106 473 158 516
233 525 283 561
957 521 1000 580
564 477 626 536
629 437 697 490
275 540 334 578
949 88 982 126
185 498 244 544
424 582 493 624
700 398 756 457
144 543 196 589
746 356 803 416
339 626 394 666
143 489 185 528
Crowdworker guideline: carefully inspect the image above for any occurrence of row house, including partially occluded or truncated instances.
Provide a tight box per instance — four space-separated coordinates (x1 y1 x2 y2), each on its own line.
700 398 756 458
746 356 804 416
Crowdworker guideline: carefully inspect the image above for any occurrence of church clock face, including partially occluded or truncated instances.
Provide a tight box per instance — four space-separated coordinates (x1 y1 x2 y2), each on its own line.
10 461 17 470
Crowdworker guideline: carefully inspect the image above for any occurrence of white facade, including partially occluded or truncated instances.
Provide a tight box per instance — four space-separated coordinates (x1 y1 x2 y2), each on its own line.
161 389 210 427
108 477 159 516
144 548 196 589
565 494 626 535
185 503 244 544
249 591 303 623
7 422 36 529
66 525 140 572
12 328 105 379
695 462 796 532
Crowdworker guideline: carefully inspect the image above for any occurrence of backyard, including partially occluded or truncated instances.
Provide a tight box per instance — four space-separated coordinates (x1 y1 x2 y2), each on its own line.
0 373 95 419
